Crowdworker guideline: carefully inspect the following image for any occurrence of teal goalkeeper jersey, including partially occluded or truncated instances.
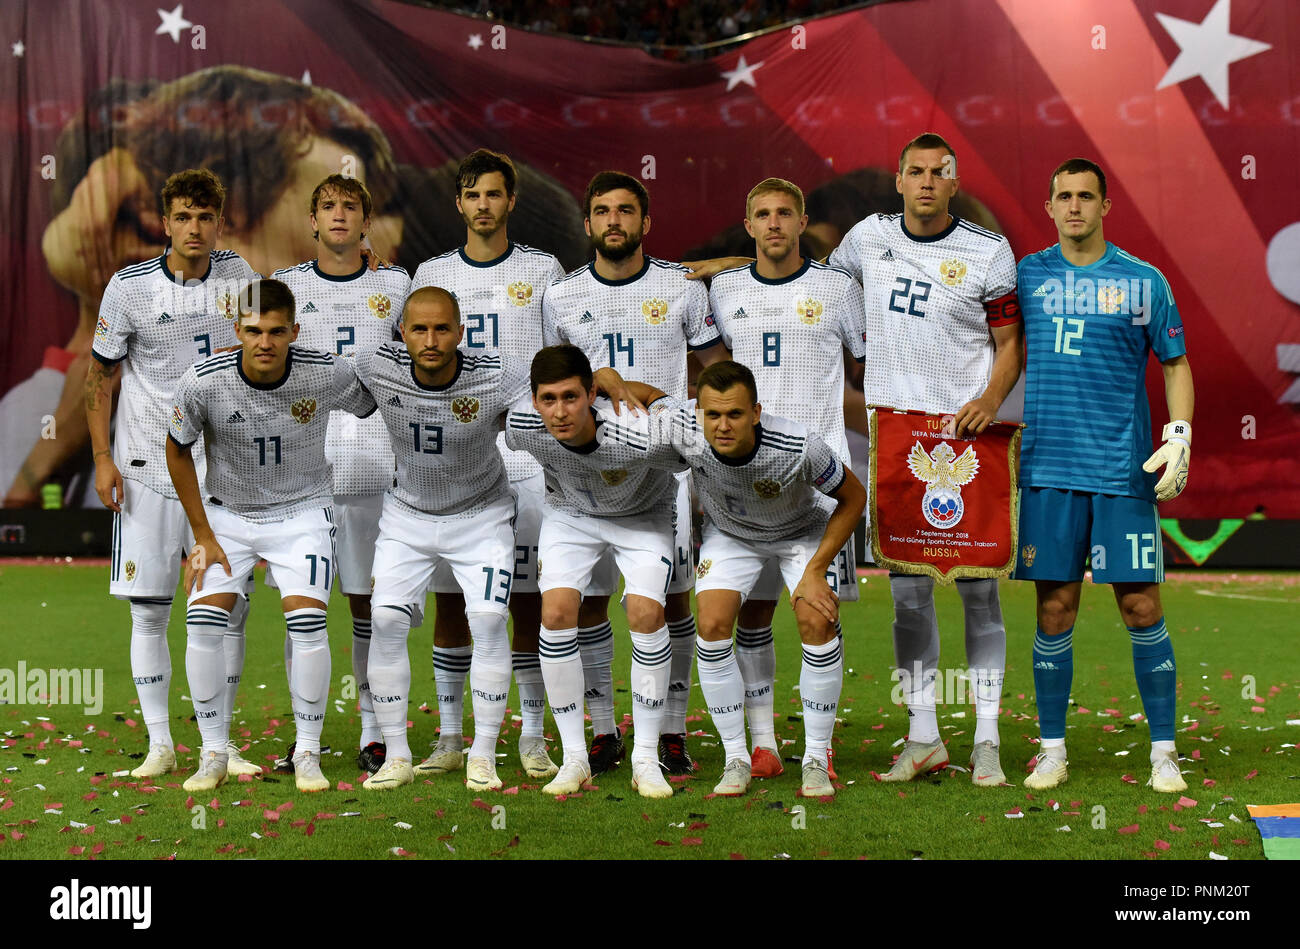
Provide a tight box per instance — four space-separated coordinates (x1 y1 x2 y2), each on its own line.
1017 242 1186 501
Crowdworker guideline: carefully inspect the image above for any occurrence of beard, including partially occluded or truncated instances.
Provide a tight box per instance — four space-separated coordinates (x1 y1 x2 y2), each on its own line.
591 227 643 263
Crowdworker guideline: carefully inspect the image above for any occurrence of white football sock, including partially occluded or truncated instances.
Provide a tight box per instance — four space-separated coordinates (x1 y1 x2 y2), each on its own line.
512 651 546 739
369 605 415 761
285 608 331 754
890 574 941 744
735 624 776 749
184 603 229 754
222 595 250 735
432 644 471 739
958 578 1006 746
468 612 511 759
352 617 380 747
696 636 747 762
539 625 585 763
578 621 616 736
130 598 174 748
663 616 696 734
800 638 843 763
630 626 671 762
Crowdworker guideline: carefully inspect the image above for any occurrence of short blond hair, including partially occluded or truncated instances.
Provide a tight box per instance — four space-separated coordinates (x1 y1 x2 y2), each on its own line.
745 177 804 219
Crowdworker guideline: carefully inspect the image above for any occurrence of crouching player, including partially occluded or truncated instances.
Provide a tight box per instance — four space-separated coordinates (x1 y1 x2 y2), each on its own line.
353 287 523 793
669 361 866 797
504 345 688 799
166 278 377 793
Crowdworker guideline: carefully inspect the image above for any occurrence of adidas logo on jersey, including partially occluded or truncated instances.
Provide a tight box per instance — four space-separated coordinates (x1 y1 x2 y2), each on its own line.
1032 284 1050 297
301 302 319 313
579 311 594 324
157 312 174 324
879 249 894 261
732 307 748 320
227 411 246 423
386 395 402 406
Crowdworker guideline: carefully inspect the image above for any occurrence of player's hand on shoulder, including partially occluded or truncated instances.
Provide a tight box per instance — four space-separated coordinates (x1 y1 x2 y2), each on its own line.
952 396 998 438
791 572 839 624
360 244 392 271
186 534 231 595
1142 421 1191 502
93 451 125 512
681 256 753 281
593 367 645 416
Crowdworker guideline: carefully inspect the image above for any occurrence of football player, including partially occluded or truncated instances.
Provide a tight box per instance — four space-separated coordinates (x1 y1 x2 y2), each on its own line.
273 175 410 774
165 278 377 793
87 169 262 780
670 361 866 797
1015 158 1193 794
410 150 565 781
707 178 866 779
542 172 727 777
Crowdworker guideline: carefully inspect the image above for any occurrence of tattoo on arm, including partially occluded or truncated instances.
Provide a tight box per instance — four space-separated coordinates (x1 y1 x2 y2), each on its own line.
84 361 109 414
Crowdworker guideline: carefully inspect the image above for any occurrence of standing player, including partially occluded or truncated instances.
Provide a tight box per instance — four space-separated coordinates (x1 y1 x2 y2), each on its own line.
273 174 410 773
672 361 866 797
542 172 727 776
410 150 564 780
166 278 377 792
828 134 1024 786
707 178 866 778
1016 159 1192 793
351 288 523 792
505 345 687 798
87 169 262 780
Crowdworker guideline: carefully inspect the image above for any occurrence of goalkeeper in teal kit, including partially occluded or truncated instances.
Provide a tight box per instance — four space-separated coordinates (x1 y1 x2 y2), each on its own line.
1014 158 1194 794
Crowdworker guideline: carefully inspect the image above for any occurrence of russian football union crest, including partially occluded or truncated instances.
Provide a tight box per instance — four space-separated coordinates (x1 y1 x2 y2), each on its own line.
600 469 629 486
291 397 318 424
1097 285 1125 314
508 281 534 306
753 478 781 499
696 558 712 579
451 396 480 423
642 298 668 325
1020 544 1037 568
796 298 823 325
217 290 239 320
367 294 392 319
124 560 137 582
906 440 979 529
938 259 967 287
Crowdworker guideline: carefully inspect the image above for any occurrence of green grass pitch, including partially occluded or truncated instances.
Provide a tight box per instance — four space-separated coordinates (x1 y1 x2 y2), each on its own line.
0 562 1296 861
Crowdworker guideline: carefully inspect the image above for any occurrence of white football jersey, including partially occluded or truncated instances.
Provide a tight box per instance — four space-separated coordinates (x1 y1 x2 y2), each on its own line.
670 403 845 543
92 250 259 497
169 347 376 522
504 397 687 519
541 257 718 399
354 345 522 519
829 213 1018 415
411 243 564 481
709 259 865 459
273 260 411 496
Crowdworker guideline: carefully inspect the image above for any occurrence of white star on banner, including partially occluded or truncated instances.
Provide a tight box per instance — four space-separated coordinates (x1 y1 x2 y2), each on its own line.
11 40 24 57
721 53 764 92
156 4 192 44
467 33 483 50
1155 0 1270 109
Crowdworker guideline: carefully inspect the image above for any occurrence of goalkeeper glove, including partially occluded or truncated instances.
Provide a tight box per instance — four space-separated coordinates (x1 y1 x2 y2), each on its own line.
1142 420 1190 502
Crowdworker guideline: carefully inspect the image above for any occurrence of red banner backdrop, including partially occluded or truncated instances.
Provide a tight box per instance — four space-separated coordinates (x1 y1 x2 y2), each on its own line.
1 0 1297 515
869 409 1022 583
